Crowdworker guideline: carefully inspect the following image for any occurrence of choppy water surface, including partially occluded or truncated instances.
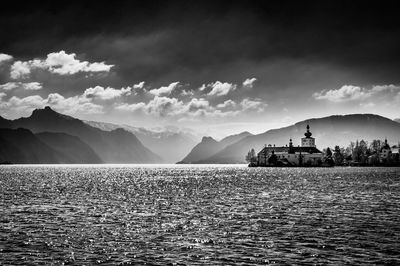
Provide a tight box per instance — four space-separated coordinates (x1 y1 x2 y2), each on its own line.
1 165 400 265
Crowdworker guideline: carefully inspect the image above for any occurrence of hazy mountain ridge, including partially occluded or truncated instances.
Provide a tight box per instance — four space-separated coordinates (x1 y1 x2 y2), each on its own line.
0 107 162 163
36 132 102 164
179 131 253 163
84 120 198 163
1 111 399 164
199 114 400 164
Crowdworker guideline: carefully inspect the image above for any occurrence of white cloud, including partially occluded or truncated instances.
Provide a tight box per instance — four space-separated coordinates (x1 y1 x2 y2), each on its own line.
207 81 236 96
187 109 240 119
83 86 131 100
47 93 103 114
115 94 254 120
0 82 42 91
9 50 113 79
115 96 211 117
0 82 18 91
370 84 400 93
0 92 103 117
199 84 207 91
133 81 145 89
0 53 13 63
115 102 146 112
186 98 210 111
148 82 180 96
313 84 400 103
45 51 113 75
240 98 267 112
242 77 257 89
1 95 47 114
145 96 185 116
313 85 369 102
217 99 236 109
23 82 42 90
181 89 194 96
10 61 32 79
0 92 6 100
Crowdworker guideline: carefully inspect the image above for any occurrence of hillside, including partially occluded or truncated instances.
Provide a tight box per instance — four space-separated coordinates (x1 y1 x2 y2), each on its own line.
2 107 162 163
0 128 71 163
179 131 253 163
201 114 400 163
36 132 103 164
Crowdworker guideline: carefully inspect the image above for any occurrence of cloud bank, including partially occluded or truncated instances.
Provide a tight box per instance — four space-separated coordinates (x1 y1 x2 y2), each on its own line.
313 84 400 103
9 51 114 79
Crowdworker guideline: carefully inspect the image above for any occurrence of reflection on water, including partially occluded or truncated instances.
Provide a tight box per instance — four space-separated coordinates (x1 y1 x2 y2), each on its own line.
1 165 400 264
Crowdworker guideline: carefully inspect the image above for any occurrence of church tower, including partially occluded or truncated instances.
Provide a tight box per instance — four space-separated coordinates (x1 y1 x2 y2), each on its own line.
301 124 316 147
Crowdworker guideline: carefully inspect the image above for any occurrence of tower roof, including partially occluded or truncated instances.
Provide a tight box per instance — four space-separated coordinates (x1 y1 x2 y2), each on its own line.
304 123 312 138
382 138 391 150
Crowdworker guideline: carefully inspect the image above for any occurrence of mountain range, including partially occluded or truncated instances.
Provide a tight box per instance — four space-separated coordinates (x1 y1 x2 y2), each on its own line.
182 114 400 164
0 107 161 163
1 109 399 164
84 120 198 163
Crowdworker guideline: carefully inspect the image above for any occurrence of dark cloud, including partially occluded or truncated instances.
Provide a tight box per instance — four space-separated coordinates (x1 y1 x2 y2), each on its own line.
1 0 400 132
2 1 400 73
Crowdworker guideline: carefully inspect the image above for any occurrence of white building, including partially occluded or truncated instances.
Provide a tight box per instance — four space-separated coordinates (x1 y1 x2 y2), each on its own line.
257 124 324 166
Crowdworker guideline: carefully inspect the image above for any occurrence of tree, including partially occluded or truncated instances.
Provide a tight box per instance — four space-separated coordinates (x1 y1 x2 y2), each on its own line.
324 147 334 166
352 140 368 164
333 145 344 165
370 139 382 154
245 148 257 165
268 151 278 165
326 147 332 157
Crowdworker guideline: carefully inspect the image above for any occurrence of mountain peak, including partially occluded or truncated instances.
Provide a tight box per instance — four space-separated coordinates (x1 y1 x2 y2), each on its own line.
30 106 74 121
201 136 217 143
31 106 57 116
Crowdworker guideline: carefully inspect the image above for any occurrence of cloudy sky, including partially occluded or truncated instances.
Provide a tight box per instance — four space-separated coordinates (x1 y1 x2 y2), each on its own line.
1 0 399 137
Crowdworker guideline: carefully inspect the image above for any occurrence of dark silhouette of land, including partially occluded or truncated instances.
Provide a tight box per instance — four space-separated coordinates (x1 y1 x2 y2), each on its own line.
180 114 400 164
0 107 161 164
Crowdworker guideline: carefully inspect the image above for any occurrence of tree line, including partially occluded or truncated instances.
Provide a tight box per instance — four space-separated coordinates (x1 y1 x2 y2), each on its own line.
323 139 399 166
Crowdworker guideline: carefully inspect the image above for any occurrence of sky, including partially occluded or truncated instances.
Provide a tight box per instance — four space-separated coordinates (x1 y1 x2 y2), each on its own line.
1 0 400 138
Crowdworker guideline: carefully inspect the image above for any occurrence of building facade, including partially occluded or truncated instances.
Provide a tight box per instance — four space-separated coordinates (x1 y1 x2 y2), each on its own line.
256 124 324 166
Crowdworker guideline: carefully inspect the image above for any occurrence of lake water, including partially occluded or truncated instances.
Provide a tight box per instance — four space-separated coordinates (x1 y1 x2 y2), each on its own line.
1 165 400 265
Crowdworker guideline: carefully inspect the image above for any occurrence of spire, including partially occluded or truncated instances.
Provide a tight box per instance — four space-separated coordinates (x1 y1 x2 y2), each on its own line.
304 123 312 138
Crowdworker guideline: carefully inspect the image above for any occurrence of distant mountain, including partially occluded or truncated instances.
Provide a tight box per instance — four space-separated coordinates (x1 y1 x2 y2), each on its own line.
1 107 162 163
85 120 198 163
36 132 102 164
395 118 400 123
178 131 253 163
219 131 253 148
0 128 71 163
201 114 400 163
179 136 220 163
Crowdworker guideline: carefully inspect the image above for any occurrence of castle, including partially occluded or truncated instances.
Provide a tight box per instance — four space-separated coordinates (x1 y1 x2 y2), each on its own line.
255 124 324 166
